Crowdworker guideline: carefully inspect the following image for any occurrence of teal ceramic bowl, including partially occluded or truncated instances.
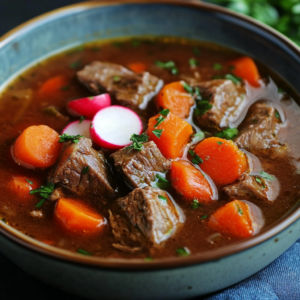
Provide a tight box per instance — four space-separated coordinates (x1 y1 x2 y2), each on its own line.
1 1 300 299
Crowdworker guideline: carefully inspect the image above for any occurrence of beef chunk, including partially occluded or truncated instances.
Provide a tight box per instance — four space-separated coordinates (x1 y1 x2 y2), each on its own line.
235 103 282 152
193 79 244 129
77 61 163 109
117 187 184 245
49 137 114 196
223 173 279 201
110 141 171 189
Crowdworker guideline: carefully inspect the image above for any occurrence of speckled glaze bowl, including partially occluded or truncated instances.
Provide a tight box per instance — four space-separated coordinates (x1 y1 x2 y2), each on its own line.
0 1 300 299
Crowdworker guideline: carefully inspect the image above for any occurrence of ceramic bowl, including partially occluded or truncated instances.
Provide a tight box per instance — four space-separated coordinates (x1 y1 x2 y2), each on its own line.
0 1 300 299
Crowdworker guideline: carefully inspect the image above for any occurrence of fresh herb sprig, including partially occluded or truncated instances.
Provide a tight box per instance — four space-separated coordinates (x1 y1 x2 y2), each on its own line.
30 182 55 208
59 133 84 143
215 128 238 140
176 247 190 257
155 173 170 189
188 149 203 164
155 61 178 75
124 133 149 151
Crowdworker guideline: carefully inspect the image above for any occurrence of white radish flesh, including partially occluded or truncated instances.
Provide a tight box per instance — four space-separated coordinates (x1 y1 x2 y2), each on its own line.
90 106 143 149
62 120 92 139
67 94 111 119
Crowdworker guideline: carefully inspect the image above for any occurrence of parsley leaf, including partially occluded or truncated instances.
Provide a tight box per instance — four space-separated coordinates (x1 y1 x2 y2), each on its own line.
236 204 244 215
213 63 223 70
200 215 208 219
189 58 199 67
82 166 90 174
225 74 242 84
195 100 213 116
78 249 92 256
260 171 275 181
191 199 202 209
124 133 149 151
215 128 238 140
144 257 153 262
59 133 84 143
188 149 203 164
79 116 85 124
30 182 55 207
26 179 33 185
159 108 170 117
176 247 190 256
113 76 121 82
255 177 262 184
182 82 202 101
155 61 178 75
192 131 205 143
158 195 167 202
217 141 223 145
155 173 170 189
152 129 163 139
155 115 165 127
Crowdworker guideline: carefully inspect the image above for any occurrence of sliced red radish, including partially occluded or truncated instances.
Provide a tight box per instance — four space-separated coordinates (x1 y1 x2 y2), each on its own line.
90 106 143 149
62 119 92 140
67 94 111 119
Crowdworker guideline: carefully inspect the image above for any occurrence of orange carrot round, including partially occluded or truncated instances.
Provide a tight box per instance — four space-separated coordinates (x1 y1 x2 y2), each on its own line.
9 176 40 202
229 57 260 87
148 112 193 159
156 81 194 119
194 137 247 186
54 198 106 233
127 62 148 73
208 200 253 239
13 125 61 168
170 160 212 203
38 75 69 97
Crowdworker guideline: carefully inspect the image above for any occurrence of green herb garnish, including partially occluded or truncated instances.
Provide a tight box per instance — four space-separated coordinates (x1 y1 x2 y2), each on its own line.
191 199 201 209
217 141 223 145
225 74 242 84
124 133 149 152
260 171 275 181
154 115 165 127
155 174 170 189
155 61 178 75
59 133 84 143
144 257 153 262
30 182 54 199
195 100 213 116
158 195 167 202
192 131 205 143
79 116 85 124
215 128 238 140
152 129 163 139
159 108 170 117
182 82 202 101
275 111 280 120
213 63 223 70
113 76 121 82
78 249 92 256
35 199 46 208
69 60 81 69
176 247 190 257
189 58 199 67
200 215 208 220
188 149 203 164
193 47 200 56
26 179 33 185
255 177 262 184
82 166 90 174
236 204 244 215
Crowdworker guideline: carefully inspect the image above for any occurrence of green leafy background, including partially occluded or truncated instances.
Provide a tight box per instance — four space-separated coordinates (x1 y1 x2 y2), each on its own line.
207 0 300 46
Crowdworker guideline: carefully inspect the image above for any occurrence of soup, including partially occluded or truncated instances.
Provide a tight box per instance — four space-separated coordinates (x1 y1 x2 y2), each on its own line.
0 37 300 259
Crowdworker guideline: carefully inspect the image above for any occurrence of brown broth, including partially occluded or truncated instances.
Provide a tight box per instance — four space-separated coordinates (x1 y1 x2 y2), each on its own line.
0 37 300 259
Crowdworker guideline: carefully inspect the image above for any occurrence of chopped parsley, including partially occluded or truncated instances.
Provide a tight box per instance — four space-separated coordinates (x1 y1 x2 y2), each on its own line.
124 133 149 151
79 116 85 124
255 177 262 184
69 60 81 69
188 149 203 164
144 257 153 262
152 129 163 139
192 131 205 143
217 141 223 145
213 63 223 70
236 204 244 215
26 179 33 185
215 128 238 140
200 215 208 220
35 199 46 208
158 195 167 202
30 182 55 208
82 166 90 174
59 133 84 143
155 174 170 189
191 199 201 209
113 76 121 82
159 108 170 117
225 74 242 84
182 82 202 101
155 61 178 75
78 249 92 256
193 47 200 56
260 171 275 181
154 115 165 127
195 100 213 116
275 111 280 120
176 247 190 257
189 58 199 67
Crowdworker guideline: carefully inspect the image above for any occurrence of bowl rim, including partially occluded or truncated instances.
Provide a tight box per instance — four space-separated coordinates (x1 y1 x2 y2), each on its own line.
0 0 300 271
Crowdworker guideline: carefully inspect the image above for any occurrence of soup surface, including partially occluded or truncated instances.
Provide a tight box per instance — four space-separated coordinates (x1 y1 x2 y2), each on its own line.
1 37 300 259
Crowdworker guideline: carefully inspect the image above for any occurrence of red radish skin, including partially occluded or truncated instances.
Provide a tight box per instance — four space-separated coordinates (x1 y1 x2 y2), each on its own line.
90 106 143 149
62 120 92 140
67 94 111 119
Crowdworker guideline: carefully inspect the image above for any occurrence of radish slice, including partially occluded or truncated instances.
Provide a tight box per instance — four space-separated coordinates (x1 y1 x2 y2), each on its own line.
90 106 143 149
67 94 111 119
62 120 92 139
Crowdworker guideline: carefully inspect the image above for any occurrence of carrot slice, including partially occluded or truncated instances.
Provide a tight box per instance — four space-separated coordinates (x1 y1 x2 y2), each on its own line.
208 200 253 239
156 81 194 119
148 112 193 159
194 137 247 186
54 198 106 233
9 176 40 201
13 125 61 168
127 62 148 73
229 57 260 87
170 160 212 203
38 75 69 97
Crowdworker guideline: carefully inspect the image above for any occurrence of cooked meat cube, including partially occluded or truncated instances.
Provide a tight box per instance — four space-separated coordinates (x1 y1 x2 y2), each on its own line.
223 173 279 201
77 61 163 109
117 187 184 245
235 103 282 152
193 79 245 129
110 141 171 189
48 137 114 196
